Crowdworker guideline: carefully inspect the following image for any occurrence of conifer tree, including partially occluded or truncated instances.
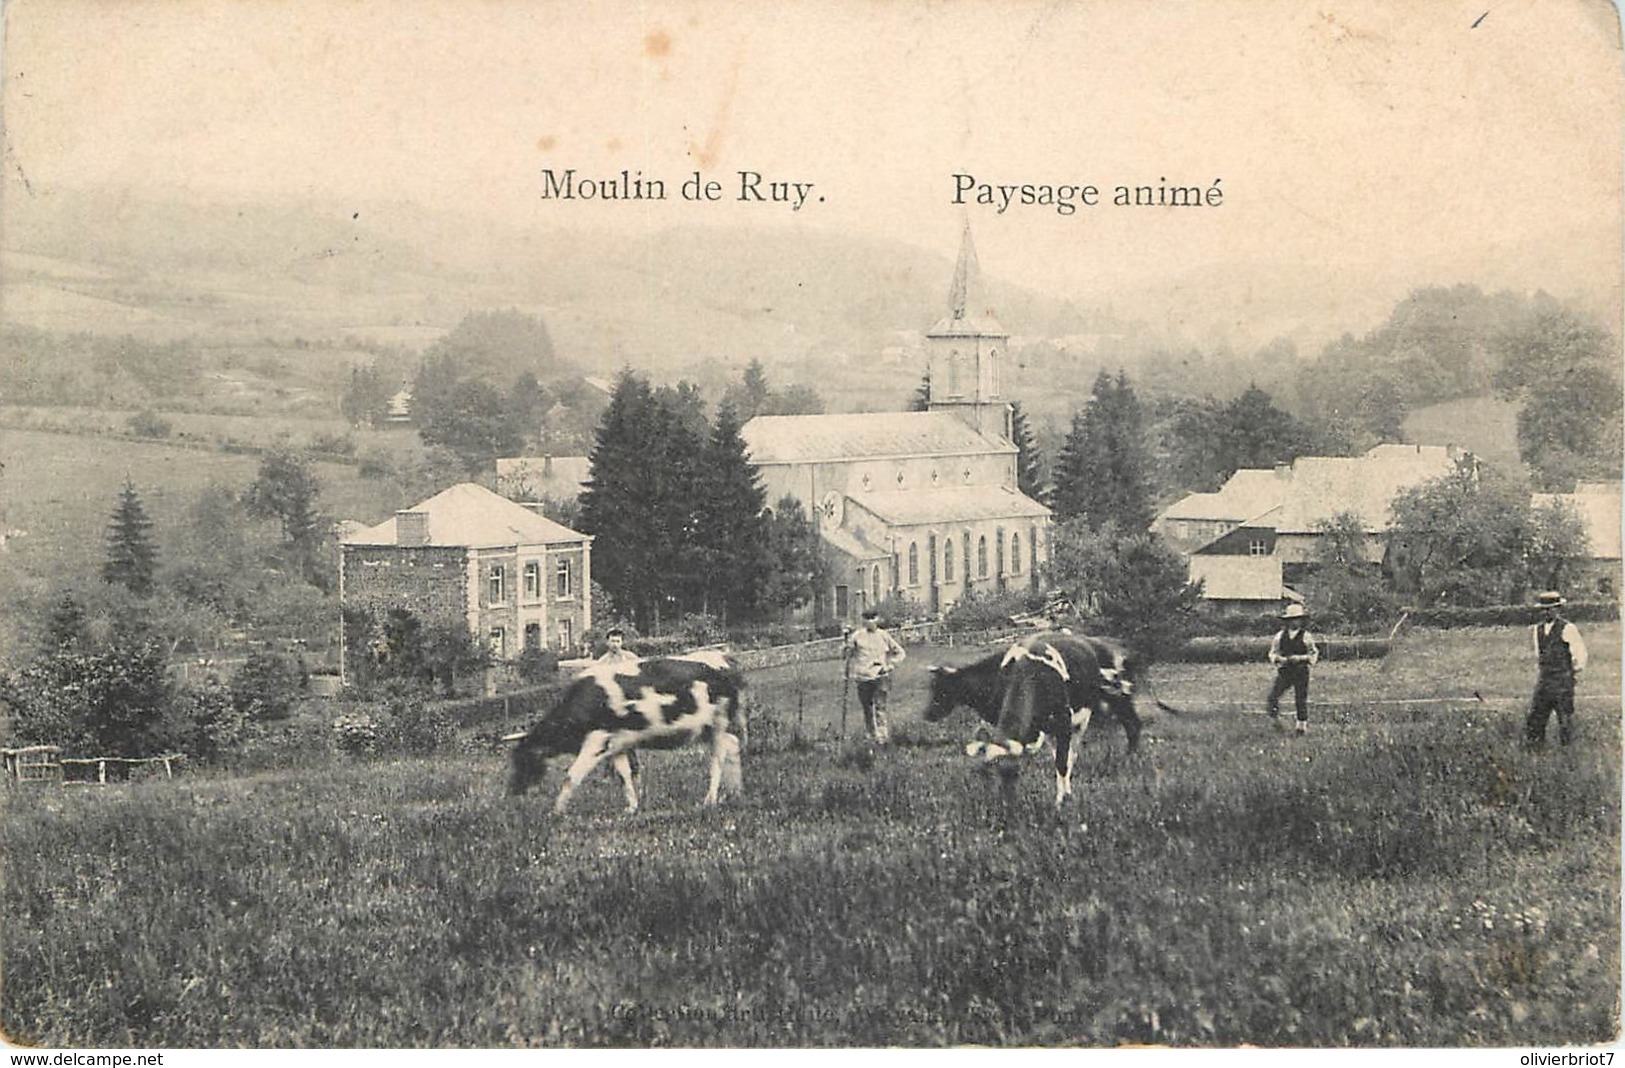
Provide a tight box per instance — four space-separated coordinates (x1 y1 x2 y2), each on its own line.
1009 400 1048 504
1051 371 1153 532
104 479 158 595
700 404 771 620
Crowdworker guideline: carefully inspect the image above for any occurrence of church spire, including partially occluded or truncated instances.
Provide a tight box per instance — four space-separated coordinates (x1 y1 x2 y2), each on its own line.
946 220 982 321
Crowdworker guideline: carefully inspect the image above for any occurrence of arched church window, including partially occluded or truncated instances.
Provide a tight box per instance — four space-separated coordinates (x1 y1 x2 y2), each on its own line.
1011 533 1022 574
907 542 919 586
977 536 988 579
872 566 882 605
947 350 962 395
943 539 955 583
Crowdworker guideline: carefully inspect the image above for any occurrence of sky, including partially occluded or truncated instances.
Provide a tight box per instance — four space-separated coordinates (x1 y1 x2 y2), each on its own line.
2 0 1621 307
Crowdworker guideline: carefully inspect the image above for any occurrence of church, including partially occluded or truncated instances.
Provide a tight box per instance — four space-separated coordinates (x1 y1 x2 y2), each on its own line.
741 227 1051 622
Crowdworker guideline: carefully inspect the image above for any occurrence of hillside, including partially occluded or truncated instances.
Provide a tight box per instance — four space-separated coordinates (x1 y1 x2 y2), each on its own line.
1403 395 1523 471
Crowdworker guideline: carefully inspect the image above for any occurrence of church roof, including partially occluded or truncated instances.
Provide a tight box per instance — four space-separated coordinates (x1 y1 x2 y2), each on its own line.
929 221 1006 337
822 526 891 562
342 482 588 549
742 412 1012 464
847 485 1050 526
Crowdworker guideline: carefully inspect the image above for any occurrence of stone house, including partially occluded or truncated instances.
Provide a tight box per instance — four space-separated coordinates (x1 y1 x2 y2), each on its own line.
339 483 593 679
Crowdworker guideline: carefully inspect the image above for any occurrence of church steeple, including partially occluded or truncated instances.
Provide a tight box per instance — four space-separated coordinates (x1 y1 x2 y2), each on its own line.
946 220 982 322
926 223 1011 441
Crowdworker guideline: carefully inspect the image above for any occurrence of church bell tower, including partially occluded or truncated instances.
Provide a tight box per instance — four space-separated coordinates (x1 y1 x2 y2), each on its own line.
926 223 1013 441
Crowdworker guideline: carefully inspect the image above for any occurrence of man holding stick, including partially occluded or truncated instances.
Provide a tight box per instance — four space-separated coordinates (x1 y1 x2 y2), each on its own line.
843 609 906 745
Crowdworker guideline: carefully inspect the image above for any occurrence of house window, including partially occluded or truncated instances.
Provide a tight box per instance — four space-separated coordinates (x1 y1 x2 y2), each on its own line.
1011 533 1022 575
488 565 506 604
943 539 956 583
489 627 506 657
977 536 989 578
556 559 572 597
907 542 919 586
556 619 573 652
1248 538 1269 557
524 622 541 650
523 561 541 599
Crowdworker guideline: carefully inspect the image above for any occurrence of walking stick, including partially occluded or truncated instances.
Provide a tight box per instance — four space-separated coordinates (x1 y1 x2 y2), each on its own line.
840 627 852 739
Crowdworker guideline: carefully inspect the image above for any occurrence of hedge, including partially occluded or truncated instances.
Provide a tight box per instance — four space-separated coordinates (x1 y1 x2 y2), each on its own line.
1174 636 1391 664
1399 600 1619 629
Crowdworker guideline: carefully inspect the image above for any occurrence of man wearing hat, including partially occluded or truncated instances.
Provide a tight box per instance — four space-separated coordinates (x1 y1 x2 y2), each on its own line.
844 609 907 744
1267 603 1319 735
1526 591 1588 747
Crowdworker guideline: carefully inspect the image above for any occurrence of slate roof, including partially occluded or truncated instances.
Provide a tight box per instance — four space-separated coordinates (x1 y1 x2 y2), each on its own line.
846 485 1050 526
1158 445 1459 537
1533 482 1623 560
823 526 891 562
1272 446 1458 533
1187 555 1292 602
342 483 588 549
742 412 1011 464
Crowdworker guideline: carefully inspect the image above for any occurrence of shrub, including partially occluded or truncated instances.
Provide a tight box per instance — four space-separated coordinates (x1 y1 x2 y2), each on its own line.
513 646 559 685
942 589 1040 633
126 410 172 438
230 650 306 721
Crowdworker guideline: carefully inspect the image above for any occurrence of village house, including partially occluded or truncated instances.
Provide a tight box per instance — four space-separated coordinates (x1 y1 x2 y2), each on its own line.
1531 481 1622 599
338 483 593 680
1153 443 1469 608
741 226 1051 622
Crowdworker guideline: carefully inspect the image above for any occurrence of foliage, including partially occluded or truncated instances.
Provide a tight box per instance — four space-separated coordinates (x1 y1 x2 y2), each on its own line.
412 354 539 472
720 360 825 420
1052 371 1154 531
42 592 91 654
1297 512 1403 634
343 607 489 697
242 448 327 583
421 308 564 384
910 370 932 413
1008 400 1047 505
699 405 773 620
1491 309 1623 490
1387 464 1582 607
103 480 158 596
340 360 396 427
3 639 176 756
513 645 560 685
229 650 306 722
1045 520 1202 662
941 588 1042 633
760 496 824 616
126 410 172 439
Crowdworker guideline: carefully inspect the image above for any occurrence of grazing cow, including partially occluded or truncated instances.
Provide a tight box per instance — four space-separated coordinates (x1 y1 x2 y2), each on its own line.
506 650 745 814
923 632 1138 808
923 633 1144 754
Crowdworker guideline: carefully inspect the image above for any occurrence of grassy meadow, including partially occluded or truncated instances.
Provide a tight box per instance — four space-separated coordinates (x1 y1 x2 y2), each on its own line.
2 625 1619 1048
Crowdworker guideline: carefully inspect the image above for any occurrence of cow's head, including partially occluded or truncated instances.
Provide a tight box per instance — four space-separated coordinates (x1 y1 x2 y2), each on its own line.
507 734 551 796
922 665 965 723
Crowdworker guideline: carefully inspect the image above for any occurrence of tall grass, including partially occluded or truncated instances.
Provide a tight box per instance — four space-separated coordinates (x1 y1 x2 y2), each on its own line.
3 629 1619 1047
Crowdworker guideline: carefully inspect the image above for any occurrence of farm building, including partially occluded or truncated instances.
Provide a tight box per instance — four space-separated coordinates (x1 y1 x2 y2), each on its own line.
338 483 593 677
1154 443 1471 600
741 226 1051 622
1532 481 1623 599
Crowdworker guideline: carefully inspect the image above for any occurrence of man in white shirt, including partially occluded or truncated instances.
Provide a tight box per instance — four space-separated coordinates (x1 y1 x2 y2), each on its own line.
1525 591 1588 748
844 610 906 744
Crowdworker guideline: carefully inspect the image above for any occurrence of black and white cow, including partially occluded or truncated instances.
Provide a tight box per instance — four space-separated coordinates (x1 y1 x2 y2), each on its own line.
505 650 746 814
922 632 1144 755
923 632 1139 808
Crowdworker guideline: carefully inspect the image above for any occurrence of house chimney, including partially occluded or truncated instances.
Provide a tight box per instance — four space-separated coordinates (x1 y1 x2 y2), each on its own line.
1274 463 1291 479
543 455 554 476
396 511 429 547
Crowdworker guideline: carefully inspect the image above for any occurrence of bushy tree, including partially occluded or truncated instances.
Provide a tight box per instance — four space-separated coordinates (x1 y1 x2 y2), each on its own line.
721 359 826 420
1301 513 1401 633
4 639 176 756
760 496 824 615
230 649 306 721
1046 520 1202 662
103 480 158 596
1387 464 1551 606
243 449 328 585
1491 308 1623 490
